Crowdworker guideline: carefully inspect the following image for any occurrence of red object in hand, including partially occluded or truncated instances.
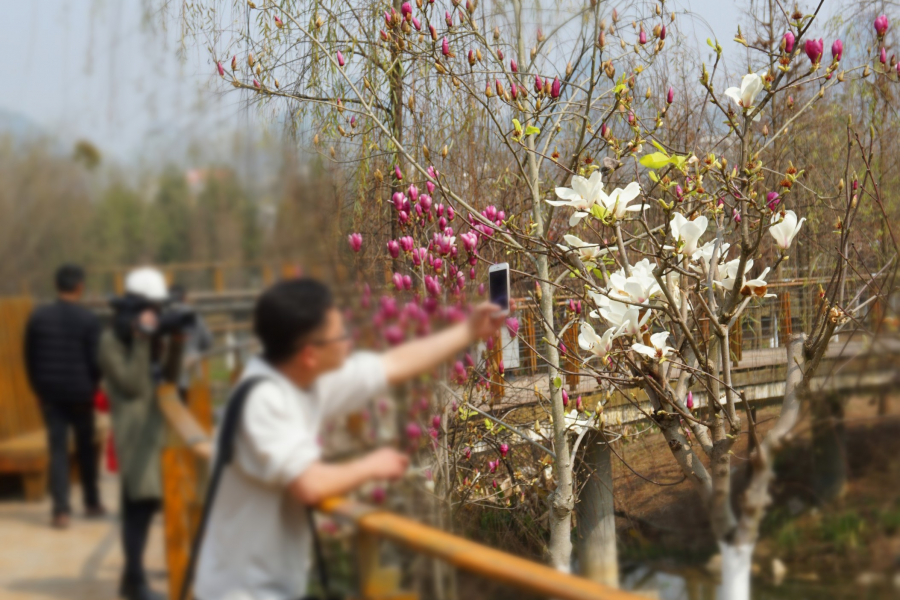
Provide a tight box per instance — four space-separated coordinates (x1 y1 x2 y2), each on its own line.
94 390 118 473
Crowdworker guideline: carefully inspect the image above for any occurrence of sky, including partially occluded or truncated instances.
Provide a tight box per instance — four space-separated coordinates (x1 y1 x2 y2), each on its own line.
0 0 781 168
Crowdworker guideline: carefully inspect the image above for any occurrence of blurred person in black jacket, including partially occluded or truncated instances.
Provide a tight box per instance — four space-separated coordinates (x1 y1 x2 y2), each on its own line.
24 264 105 529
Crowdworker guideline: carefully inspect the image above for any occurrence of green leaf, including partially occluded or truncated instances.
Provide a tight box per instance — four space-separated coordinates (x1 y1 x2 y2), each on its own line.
639 152 672 170
512 118 523 134
650 139 668 154
706 37 715 48
524 125 541 136
553 376 562 389
648 171 659 183
590 204 608 220
484 418 493 430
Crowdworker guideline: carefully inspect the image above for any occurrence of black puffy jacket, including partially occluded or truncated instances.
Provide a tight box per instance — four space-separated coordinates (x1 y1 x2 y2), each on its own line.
24 300 101 404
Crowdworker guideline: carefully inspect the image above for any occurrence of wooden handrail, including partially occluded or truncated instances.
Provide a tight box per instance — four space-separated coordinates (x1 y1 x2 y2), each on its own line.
320 497 639 600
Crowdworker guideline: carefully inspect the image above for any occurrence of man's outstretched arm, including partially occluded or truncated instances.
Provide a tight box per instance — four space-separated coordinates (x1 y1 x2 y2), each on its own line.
289 448 409 505
381 302 504 386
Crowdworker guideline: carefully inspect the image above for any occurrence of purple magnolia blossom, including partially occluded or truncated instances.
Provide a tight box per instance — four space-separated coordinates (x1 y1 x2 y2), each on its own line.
874 15 889 37
392 272 404 290
217 61 224 76
406 422 422 440
337 51 345 67
782 31 795 53
488 459 498 473
576 396 584 412
412 17 421 30
639 29 647 45
510 59 518 73
407 184 419 203
394 165 403 180
667 87 674 104
506 317 519 338
732 208 742 223
686 391 694 410
534 74 543 93
463 446 471 459
460 231 478 253
399 236 415 252
500 443 509 457
442 37 450 56
804 38 823 64
766 191 781 211
561 388 569 407
401 1 412 18
660 25 667 40
551 76 561 98
347 233 362 252
432 415 441 429
831 39 843 62
880 46 887 64
387 240 401 258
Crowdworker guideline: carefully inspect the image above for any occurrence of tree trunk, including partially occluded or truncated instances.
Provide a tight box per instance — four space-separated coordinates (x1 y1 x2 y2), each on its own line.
576 432 618 586
718 542 753 600
811 392 847 503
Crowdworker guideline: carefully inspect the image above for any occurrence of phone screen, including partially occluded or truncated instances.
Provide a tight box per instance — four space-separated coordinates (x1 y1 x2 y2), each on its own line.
489 267 509 311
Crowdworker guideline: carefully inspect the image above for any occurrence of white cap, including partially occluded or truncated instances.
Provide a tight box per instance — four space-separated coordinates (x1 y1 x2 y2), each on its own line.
125 267 168 301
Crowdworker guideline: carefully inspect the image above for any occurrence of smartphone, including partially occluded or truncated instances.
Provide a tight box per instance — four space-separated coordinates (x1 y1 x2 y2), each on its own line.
488 262 511 316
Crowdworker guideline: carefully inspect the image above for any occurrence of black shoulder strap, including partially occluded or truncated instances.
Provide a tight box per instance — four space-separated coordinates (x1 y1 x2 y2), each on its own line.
179 376 264 600
178 376 333 600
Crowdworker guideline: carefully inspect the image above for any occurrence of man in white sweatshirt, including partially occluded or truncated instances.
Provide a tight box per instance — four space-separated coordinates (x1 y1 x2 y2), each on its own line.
194 278 504 600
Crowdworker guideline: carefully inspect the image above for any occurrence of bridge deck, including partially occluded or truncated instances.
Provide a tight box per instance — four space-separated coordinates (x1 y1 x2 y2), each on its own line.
0 474 167 600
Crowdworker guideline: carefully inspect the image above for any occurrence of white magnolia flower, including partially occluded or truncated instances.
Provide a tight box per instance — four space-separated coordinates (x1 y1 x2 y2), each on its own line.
598 181 647 220
578 321 625 358
607 260 661 303
724 73 764 120
559 234 606 267
717 258 753 291
741 267 776 298
669 213 709 258
548 170 604 226
599 299 651 337
692 240 731 269
632 331 674 360
768 210 805 250
631 258 657 280
564 409 592 434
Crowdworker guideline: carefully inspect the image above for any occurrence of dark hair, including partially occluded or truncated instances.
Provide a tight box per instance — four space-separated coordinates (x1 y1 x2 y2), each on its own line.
254 278 334 364
55 264 85 293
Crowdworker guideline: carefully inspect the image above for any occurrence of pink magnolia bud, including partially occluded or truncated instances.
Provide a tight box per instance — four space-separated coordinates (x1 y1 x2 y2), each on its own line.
445 11 453 27
510 59 518 72
489 459 498 473
782 31 795 53
387 240 401 258
253 79 260 88
385 11 392 26
880 46 887 64
500 443 509 457
639 29 647 45
426 180 435 194
506 317 519 338
831 39 843 62
576 396 584 412
447 205 455 221
392 272 404 290
348 233 362 252
469 267 476 280
559 342 567 356
686 391 694 410
659 24 667 40
551 76 561 98
601 123 609 138
804 38 823 65
464 446 472 459
406 422 422 440
561 388 569 407
394 165 403 180
403 275 412 290
408 184 419 203
433 257 443 272
231 55 237 71
380 29 389 41
274 15 284 28
432 415 441 429
401 1 412 19
534 74 543 93
667 87 674 104
429 24 437 40
419 194 433 211
510 83 518 99
628 111 635 125
438 216 448 229
732 208 742 223
217 61 225 76
874 15 889 37
497 48 504 61
498 360 504 374
492 479 498 489
337 51 345 67
766 192 781 211
399 236 415 251
412 17 421 30
478 282 485 295
398 210 410 225
442 37 450 56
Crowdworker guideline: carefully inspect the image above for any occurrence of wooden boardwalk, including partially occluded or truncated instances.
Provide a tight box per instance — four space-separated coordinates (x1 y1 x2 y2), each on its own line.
0 474 167 600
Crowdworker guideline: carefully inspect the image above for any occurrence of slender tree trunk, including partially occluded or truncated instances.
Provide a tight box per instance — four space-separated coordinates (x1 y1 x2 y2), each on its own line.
811 392 847 503
388 0 404 269
718 542 754 600
576 432 618 586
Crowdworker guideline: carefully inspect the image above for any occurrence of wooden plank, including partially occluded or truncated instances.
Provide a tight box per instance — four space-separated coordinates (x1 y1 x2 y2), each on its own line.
161 447 200 600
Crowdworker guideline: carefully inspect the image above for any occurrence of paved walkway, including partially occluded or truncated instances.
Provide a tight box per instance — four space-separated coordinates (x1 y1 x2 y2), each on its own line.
0 474 167 600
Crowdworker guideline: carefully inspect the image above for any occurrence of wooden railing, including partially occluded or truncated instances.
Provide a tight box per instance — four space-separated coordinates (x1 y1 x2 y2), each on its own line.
157 382 640 600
